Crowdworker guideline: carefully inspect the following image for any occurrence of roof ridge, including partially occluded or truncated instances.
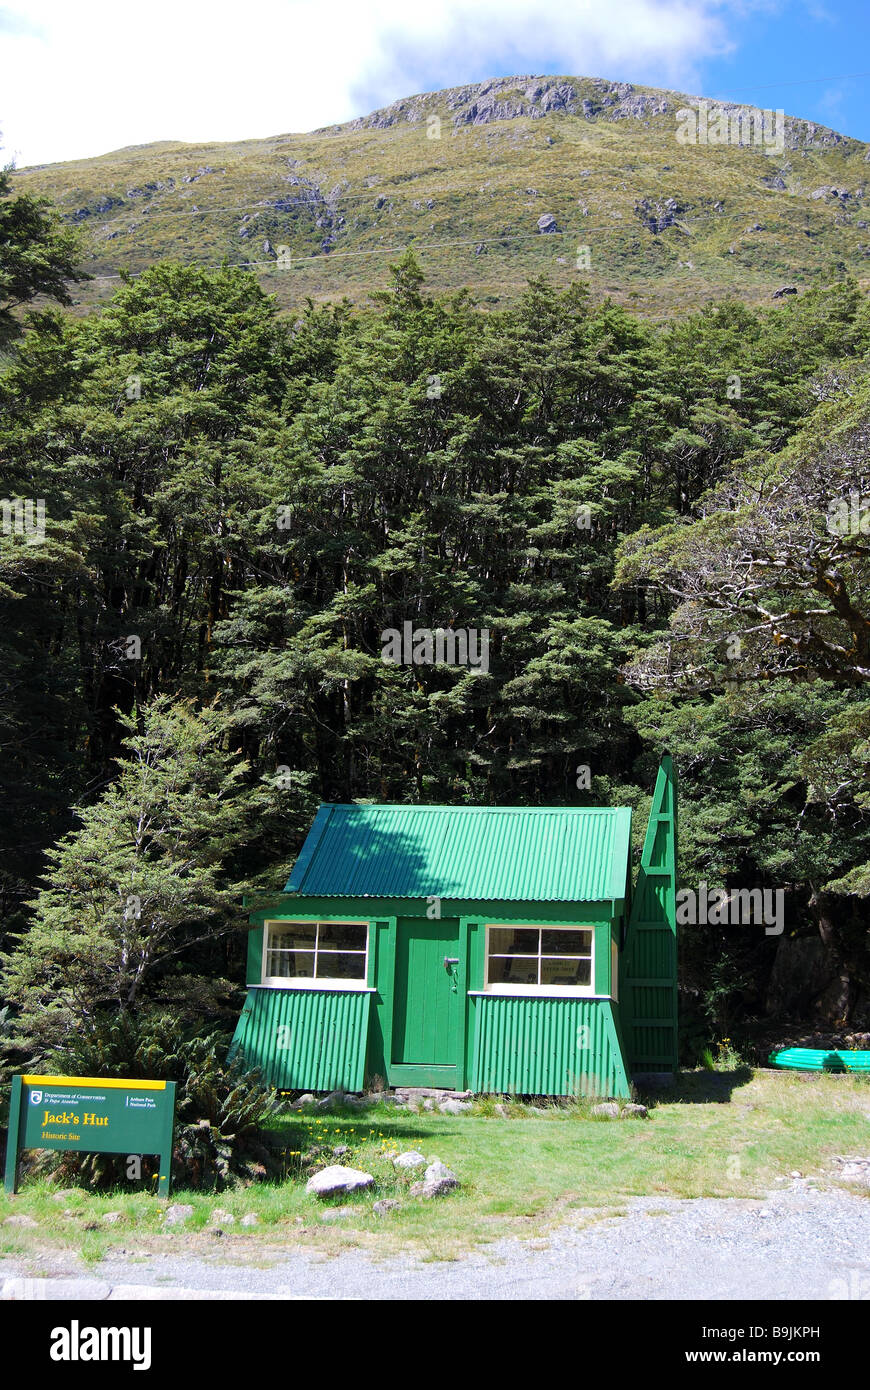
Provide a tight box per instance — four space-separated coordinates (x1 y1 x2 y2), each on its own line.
317 802 625 813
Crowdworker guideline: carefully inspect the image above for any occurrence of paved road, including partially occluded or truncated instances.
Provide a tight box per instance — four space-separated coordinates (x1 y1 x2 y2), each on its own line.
3 1186 870 1300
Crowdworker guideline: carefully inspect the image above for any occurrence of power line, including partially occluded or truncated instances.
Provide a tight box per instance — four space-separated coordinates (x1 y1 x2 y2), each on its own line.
84 192 853 284
86 228 584 280
90 191 456 219
707 70 870 96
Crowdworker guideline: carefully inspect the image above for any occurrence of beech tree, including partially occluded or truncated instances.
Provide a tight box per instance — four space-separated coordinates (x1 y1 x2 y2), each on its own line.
1 698 254 1056
616 376 870 688
0 160 85 344
3 255 870 1053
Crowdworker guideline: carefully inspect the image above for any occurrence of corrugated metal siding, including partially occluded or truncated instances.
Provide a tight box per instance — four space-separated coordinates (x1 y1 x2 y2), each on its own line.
230 988 371 1092
286 803 631 902
470 995 631 1098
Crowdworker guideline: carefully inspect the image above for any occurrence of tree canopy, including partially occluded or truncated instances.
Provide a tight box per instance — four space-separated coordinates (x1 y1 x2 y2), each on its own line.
2 248 869 1067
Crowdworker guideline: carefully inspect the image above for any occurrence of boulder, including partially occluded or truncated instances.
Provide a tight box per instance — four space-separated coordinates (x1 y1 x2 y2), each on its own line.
319 1206 354 1223
4 1214 37 1228
372 1199 401 1216
635 196 681 234
306 1165 374 1197
537 212 560 233
209 1208 235 1226
316 1089 345 1109
591 1102 620 1119
839 1160 870 1184
294 1093 316 1108
620 1103 649 1119
439 1099 472 1115
392 1150 426 1170
410 1158 459 1199
163 1203 194 1226
240 1212 259 1227
101 1211 123 1224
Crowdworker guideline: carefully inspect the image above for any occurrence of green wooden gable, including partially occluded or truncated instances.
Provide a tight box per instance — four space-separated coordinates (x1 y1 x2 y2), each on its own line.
285 802 632 903
620 754 679 1075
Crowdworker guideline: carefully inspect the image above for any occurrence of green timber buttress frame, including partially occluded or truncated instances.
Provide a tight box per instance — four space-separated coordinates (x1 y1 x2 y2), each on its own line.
620 755 678 1079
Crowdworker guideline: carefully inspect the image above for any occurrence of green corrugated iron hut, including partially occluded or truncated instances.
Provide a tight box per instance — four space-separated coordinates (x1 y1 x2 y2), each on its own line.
230 756 678 1098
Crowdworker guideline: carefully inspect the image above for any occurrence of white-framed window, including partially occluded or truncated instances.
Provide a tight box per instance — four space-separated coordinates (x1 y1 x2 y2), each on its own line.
484 924 595 996
262 920 369 989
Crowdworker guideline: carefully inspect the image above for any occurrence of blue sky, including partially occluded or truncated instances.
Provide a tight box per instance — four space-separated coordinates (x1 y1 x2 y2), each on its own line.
1 0 868 168
691 1 869 140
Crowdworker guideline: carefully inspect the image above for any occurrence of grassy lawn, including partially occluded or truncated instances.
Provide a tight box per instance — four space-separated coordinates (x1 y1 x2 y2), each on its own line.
2 1069 869 1267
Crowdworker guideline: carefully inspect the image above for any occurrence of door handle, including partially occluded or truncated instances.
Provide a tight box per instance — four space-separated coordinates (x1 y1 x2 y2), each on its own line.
443 957 459 969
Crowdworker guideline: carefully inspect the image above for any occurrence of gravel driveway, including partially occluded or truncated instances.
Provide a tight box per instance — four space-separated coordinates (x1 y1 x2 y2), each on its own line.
4 1185 870 1300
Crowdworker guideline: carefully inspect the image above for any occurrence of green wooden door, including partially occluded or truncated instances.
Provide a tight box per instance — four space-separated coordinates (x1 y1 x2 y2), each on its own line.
389 917 461 1087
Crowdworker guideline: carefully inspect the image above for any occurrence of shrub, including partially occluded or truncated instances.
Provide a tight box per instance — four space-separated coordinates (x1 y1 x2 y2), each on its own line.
39 1010 281 1190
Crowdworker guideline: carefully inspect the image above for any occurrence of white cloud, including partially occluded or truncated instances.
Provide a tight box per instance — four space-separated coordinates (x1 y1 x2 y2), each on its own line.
1 0 736 167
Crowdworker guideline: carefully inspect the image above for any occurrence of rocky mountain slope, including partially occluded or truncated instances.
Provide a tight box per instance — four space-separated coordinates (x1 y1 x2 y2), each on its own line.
13 74 870 317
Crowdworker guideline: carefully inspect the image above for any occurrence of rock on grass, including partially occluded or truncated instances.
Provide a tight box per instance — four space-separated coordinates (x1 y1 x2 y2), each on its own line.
410 1158 459 1199
163 1203 194 1225
392 1150 426 1170
320 1206 355 1223
373 1199 401 1216
306 1165 374 1197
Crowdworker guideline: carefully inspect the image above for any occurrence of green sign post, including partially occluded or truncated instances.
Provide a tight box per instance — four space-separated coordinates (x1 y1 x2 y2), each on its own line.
4 1074 177 1197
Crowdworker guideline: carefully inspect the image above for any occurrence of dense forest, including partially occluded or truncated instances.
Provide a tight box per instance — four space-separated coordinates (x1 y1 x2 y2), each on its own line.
1 163 869 1091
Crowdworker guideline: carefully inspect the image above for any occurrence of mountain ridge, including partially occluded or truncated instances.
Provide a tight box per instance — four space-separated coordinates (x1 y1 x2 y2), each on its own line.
12 72 870 319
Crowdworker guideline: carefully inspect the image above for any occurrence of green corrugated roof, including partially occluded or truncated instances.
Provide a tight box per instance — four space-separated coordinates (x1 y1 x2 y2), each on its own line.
284 803 632 903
